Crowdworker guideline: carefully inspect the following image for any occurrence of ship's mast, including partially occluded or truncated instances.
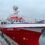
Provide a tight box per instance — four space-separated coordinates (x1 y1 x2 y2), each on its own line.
13 6 19 15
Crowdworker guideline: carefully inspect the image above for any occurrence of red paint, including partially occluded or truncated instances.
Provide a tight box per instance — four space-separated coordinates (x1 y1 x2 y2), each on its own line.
7 15 24 22
1 28 41 45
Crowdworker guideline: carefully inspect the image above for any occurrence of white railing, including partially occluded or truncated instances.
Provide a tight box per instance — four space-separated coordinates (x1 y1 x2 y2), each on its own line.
0 24 45 28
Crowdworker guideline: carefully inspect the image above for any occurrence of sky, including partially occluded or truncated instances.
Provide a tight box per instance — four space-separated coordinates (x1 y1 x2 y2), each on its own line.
0 0 45 21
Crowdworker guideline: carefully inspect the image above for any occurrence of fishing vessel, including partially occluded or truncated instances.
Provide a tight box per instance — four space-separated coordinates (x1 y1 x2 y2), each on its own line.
0 6 45 45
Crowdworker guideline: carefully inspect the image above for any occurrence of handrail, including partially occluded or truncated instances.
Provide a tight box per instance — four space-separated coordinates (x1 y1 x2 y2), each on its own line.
0 24 45 28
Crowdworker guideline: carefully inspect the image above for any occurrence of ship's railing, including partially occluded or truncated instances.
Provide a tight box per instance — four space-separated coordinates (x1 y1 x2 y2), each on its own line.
0 24 45 28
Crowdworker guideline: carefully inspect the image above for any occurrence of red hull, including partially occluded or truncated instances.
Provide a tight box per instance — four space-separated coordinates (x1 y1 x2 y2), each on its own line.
1 28 41 45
